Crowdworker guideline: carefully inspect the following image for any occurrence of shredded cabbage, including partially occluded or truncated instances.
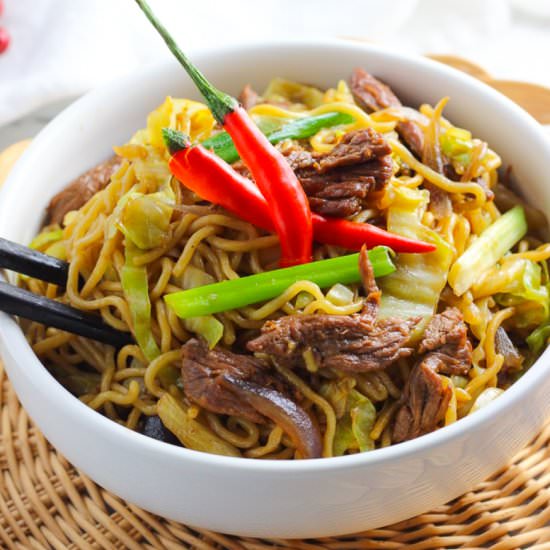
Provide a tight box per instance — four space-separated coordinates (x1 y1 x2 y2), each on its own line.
321 379 376 455
469 387 504 414
121 242 160 361
527 322 550 355
474 258 549 328
29 227 63 251
440 126 475 167
181 265 224 349
378 186 454 324
146 96 215 148
118 192 173 250
449 206 527 296
326 283 355 306
262 78 324 110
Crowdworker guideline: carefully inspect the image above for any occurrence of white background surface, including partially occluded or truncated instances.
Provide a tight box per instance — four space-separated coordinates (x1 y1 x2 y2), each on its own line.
0 0 549 146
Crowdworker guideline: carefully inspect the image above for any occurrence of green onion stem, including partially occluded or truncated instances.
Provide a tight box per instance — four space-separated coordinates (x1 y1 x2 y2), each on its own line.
164 246 395 319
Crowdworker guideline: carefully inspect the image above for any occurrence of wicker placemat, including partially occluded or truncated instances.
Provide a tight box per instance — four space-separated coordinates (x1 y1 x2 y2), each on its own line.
2 354 550 550
2 57 550 549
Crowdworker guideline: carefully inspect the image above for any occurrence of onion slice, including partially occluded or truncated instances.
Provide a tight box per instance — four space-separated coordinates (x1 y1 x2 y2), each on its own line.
221 374 323 459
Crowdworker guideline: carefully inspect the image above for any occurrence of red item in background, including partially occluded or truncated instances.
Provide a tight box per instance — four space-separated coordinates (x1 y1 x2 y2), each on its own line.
0 0 9 55
0 27 9 54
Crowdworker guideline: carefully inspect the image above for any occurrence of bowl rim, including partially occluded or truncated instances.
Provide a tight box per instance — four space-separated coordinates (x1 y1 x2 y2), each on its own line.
1 37 550 474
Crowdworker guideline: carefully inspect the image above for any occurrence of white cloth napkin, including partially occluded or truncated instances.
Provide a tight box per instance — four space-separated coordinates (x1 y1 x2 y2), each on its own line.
0 0 549 127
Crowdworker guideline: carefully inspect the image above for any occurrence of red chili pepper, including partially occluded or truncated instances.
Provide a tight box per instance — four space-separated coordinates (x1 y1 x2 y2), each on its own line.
164 129 270 230
310 214 435 253
0 27 9 55
163 130 436 255
223 106 312 266
135 0 312 267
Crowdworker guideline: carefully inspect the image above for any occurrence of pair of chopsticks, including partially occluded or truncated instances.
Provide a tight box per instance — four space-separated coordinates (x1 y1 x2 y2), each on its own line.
0 237 133 348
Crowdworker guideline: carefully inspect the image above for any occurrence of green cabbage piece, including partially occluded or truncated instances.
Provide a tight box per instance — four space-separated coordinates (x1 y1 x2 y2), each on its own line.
440 126 474 167
378 186 454 328
121 242 160 362
181 265 224 349
262 78 324 110
527 322 550 356
29 227 63 250
118 191 173 250
449 206 527 296
494 260 550 328
321 379 377 456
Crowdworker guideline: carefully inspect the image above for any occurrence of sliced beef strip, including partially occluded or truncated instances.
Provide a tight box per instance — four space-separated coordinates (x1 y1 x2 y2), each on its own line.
248 248 416 373
317 127 391 172
397 121 425 160
349 67 424 158
47 156 123 225
308 196 363 218
247 314 415 373
296 157 392 193
359 244 381 324
287 130 392 217
418 307 473 376
392 356 452 443
181 338 289 423
392 307 473 443
349 67 401 112
238 84 261 111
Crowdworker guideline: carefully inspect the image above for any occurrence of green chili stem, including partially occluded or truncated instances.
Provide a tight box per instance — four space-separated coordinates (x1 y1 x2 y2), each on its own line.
134 0 236 123
164 246 395 319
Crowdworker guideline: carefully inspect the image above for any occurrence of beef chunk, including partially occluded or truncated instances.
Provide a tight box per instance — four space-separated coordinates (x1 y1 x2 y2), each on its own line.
248 248 415 372
297 156 392 195
418 308 472 376
350 67 401 112
392 307 473 443
392 358 452 443
285 130 392 217
349 67 424 158
308 196 364 218
234 129 392 218
181 338 288 423
239 84 261 111
47 156 123 225
317 128 391 172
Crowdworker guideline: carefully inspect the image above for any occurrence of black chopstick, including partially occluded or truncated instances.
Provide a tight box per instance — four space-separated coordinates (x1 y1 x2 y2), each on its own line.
0 281 134 348
0 237 69 287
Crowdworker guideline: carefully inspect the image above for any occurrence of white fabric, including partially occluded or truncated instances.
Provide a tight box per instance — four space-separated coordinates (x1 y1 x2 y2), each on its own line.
0 0 549 127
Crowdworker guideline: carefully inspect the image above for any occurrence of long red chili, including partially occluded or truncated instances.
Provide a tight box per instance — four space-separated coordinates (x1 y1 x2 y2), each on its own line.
163 130 436 254
135 0 312 267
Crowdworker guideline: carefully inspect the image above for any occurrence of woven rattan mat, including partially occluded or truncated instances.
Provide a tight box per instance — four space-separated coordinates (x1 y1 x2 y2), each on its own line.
2 56 550 549
3 358 550 550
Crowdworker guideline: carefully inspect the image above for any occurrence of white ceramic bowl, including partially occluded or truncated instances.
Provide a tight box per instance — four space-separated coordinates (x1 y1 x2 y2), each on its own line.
1 40 550 539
